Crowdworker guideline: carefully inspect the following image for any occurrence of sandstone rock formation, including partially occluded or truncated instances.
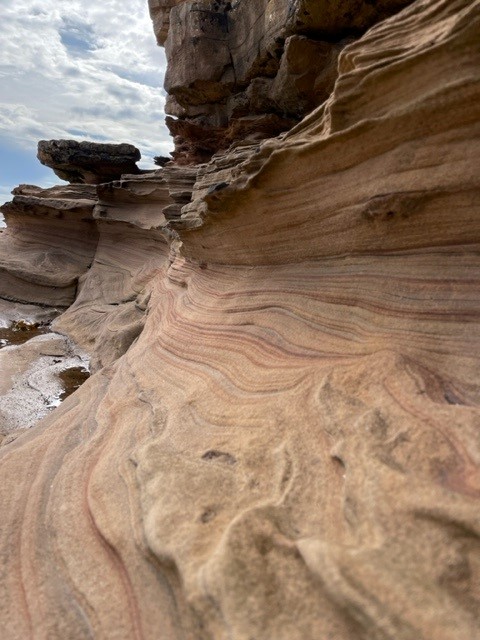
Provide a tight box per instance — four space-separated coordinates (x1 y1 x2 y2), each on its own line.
54 172 176 370
37 139 141 184
0 184 98 306
1 0 480 639
149 0 188 45
154 0 414 162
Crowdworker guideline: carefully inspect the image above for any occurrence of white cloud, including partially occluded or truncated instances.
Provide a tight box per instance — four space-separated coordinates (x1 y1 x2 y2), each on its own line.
0 0 172 171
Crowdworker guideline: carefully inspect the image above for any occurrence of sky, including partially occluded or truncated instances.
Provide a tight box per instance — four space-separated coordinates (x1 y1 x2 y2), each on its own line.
0 0 171 208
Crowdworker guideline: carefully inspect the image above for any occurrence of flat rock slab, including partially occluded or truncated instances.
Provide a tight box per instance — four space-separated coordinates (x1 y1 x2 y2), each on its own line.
0 299 61 328
37 139 141 184
0 332 89 439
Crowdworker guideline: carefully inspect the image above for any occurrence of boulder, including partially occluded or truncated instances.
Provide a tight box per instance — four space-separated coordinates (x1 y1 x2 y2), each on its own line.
37 139 141 184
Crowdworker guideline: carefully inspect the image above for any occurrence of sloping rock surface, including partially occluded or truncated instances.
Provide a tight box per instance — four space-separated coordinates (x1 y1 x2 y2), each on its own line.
54 172 176 371
0 1 479 639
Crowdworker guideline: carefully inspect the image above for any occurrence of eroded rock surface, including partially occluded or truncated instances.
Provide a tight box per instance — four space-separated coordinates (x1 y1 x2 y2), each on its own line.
0 0 479 639
157 0 414 162
0 184 98 306
149 0 188 45
37 139 141 184
0 332 89 438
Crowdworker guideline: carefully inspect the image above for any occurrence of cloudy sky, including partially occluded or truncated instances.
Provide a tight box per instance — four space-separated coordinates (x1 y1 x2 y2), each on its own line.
0 0 171 206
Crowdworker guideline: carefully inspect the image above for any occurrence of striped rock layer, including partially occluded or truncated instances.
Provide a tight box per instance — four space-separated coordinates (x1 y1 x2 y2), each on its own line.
1 1 480 639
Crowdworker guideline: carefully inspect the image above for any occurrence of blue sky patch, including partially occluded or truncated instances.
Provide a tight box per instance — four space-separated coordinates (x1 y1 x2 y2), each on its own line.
0 0 172 209
59 17 97 56
0 136 59 209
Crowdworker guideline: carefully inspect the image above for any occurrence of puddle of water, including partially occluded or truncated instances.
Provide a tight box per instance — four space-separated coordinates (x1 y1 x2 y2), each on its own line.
0 321 50 348
58 366 90 401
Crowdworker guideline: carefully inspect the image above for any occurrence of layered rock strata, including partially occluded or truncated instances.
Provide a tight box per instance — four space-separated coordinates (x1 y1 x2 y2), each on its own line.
37 139 141 184
154 0 415 162
1 0 480 639
54 172 176 370
0 184 98 307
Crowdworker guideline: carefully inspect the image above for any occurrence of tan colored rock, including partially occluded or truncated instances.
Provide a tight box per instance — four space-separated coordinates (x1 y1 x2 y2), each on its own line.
0 184 98 307
1 1 480 639
164 1 233 105
52 221 169 371
287 0 416 36
53 167 197 370
167 112 296 164
0 163 197 373
166 115 225 164
148 0 188 45
53 177 170 370
94 172 172 228
269 35 349 116
177 0 480 265
161 163 199 220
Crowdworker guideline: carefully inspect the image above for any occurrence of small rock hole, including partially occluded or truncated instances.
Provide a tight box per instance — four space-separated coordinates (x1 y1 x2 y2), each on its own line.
202 450 236 465
200 507 217 523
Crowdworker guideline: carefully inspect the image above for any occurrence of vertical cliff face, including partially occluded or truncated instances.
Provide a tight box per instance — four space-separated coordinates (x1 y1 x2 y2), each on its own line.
152 0 414 162
1 1 480 639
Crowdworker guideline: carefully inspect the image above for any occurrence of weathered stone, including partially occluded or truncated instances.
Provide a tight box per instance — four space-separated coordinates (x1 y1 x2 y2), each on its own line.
0 184 98 306
1 1 480 639
0 332 88 437
37 139 141 184
269 36 348 117
54 166 198 370
164 1 233 105
166 115 224 164
157 0 415 162
148 0 189 45
289 0 415 36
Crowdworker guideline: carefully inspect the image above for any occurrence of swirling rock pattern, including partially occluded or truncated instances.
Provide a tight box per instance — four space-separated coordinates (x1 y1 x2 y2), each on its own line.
1 0 480 639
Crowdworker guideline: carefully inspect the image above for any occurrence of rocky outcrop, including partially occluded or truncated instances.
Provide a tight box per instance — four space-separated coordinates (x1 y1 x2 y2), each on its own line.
54 172 176 371
0 166 193 372
1 0 480 639
148 0 188 45
156 0 414 162
176 0 480 264
0 151 201 372
37 140 141 184
0 184 98 306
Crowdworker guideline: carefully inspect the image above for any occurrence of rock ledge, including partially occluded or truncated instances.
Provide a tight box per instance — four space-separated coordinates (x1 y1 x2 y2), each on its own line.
37 139 141 184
